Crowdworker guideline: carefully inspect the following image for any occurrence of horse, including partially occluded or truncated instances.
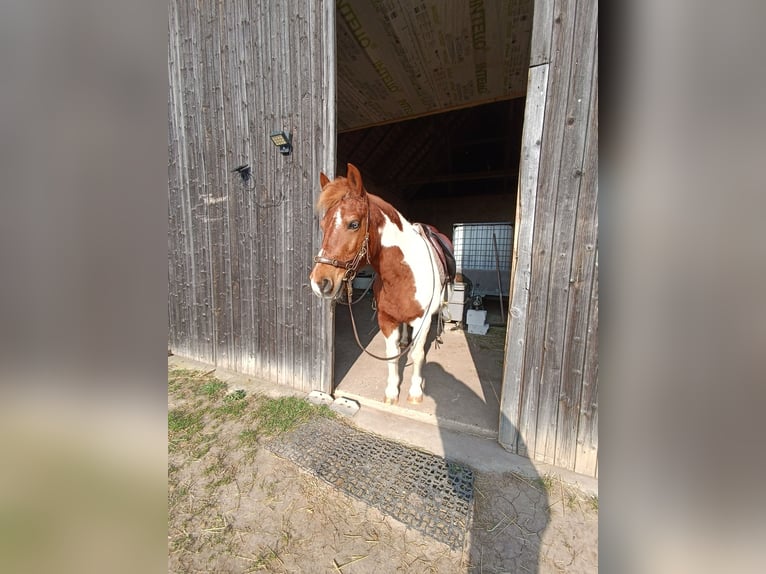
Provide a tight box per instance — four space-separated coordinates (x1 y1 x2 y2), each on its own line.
309 163 455 405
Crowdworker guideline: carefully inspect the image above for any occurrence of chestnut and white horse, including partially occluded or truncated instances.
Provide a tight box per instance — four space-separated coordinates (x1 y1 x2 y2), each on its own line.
309 164 453 405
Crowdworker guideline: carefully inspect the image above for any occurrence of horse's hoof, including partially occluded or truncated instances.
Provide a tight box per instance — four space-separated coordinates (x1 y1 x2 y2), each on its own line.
406 394 423 404
384 396 397 405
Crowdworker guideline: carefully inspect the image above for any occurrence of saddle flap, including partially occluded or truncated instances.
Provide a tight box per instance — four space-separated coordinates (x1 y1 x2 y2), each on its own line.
420 224 456 283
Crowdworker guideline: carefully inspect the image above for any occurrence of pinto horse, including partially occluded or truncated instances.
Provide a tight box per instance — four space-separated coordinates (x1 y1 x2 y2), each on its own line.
309 164 455 405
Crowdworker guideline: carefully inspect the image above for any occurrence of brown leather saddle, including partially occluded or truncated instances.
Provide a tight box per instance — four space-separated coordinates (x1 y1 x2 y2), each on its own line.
419 223 456 284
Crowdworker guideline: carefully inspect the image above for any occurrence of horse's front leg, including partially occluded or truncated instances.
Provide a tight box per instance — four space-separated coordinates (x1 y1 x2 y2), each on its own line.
406 315 433 404
381 320 401 405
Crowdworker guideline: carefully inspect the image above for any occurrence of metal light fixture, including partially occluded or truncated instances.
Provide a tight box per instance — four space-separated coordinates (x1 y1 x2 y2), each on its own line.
269 130 292 155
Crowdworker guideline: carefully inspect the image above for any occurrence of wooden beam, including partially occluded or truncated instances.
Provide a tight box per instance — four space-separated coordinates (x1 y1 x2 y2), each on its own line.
337 92 527 133
498 63 549 453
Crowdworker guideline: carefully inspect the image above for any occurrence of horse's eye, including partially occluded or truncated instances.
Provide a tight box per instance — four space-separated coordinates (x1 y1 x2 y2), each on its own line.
348 221 360 230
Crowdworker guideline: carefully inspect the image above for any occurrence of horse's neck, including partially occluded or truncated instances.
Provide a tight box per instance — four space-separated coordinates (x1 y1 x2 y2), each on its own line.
367 195 418 269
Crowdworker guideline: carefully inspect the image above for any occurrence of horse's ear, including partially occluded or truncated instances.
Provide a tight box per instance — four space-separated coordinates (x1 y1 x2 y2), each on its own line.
319 172 330 189
346 163 364 197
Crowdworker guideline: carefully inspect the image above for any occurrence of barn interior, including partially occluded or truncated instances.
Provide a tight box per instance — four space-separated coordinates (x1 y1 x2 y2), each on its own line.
331 1 533 437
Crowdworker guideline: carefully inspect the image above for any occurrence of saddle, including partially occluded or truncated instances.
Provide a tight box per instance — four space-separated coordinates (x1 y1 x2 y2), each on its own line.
418 224 456 284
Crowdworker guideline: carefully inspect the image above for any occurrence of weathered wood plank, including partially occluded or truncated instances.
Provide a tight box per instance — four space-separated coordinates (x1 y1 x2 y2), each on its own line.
237 0 258 379
202 0 232 372
295 0 313 390
178 0 216 364
517 0 579 462
256 0 275 383
168 2 188 356
316 0 337 393
220 1 243 376
555 15 598 471
574 251 598 476
499 63 549 453
530 0 555 66
537 0 597 465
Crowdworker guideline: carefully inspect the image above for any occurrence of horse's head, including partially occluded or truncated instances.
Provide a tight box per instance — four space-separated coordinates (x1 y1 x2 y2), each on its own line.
310 164 371 299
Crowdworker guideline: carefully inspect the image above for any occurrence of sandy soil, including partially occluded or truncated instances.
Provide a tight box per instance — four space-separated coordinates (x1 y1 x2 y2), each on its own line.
168 369 597 573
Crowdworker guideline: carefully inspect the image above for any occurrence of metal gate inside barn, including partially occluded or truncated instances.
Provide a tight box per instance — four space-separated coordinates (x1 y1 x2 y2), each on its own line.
453 223 514 297
167 0 598 477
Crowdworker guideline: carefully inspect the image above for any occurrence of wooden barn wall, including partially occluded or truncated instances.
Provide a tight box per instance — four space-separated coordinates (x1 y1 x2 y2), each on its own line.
168 0 336 392
499 0 598 477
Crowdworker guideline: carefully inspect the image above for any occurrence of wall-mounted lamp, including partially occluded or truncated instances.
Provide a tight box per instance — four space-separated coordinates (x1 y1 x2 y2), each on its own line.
269 130 292 155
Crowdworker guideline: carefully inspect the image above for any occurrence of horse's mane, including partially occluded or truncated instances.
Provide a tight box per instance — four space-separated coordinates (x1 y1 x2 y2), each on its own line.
316 177 352 212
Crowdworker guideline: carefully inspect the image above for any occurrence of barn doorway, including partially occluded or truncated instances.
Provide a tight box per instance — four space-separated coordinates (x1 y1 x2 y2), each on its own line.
331 100 525 436
329 2 533 437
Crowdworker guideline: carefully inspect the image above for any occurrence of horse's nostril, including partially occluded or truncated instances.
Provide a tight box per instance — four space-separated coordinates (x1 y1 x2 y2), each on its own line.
321 278 333 294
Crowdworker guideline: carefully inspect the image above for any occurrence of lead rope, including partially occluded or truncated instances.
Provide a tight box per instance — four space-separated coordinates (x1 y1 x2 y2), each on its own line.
345 280 415 361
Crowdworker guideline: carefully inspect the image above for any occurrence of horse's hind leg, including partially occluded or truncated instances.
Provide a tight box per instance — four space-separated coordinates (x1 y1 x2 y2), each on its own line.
406 315 433 404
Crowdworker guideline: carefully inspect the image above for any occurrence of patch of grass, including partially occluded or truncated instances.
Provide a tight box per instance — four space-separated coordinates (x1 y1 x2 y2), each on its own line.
169 408 204 434
255 396 334 436
533 474 556 494
169 368 220 399
198 380 227 397
169 408 207 455
239 429 259 446
239 429 260 462
216 390 249 418
587 495 598 512
169 367 202 380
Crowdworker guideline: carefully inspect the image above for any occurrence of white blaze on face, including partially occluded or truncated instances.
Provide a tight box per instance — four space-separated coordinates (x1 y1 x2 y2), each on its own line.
378 215 441 319
333 208 343 230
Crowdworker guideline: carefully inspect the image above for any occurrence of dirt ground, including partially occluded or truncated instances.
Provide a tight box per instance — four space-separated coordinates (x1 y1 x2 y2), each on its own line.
168 368 597 573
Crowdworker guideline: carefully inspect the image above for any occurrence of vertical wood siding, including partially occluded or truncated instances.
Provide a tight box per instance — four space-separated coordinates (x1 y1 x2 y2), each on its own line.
168 0 335 392
499 0 598 476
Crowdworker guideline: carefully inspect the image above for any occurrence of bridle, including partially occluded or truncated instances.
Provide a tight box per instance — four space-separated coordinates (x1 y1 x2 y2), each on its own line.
312 196 371 285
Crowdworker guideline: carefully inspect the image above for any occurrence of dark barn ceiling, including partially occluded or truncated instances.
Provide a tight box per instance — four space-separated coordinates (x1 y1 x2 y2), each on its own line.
337 98 525 202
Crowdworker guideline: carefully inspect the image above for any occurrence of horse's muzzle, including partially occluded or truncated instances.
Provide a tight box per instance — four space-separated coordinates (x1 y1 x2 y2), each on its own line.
309 270 341 299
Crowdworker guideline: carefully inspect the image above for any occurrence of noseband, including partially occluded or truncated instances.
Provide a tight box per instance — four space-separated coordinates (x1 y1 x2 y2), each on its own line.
313 197 371 284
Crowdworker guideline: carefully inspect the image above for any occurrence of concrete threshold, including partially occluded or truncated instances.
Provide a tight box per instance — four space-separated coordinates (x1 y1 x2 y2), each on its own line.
333 388 499 440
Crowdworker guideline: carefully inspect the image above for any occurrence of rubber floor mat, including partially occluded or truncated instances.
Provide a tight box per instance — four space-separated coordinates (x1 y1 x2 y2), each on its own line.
266 417 474 550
